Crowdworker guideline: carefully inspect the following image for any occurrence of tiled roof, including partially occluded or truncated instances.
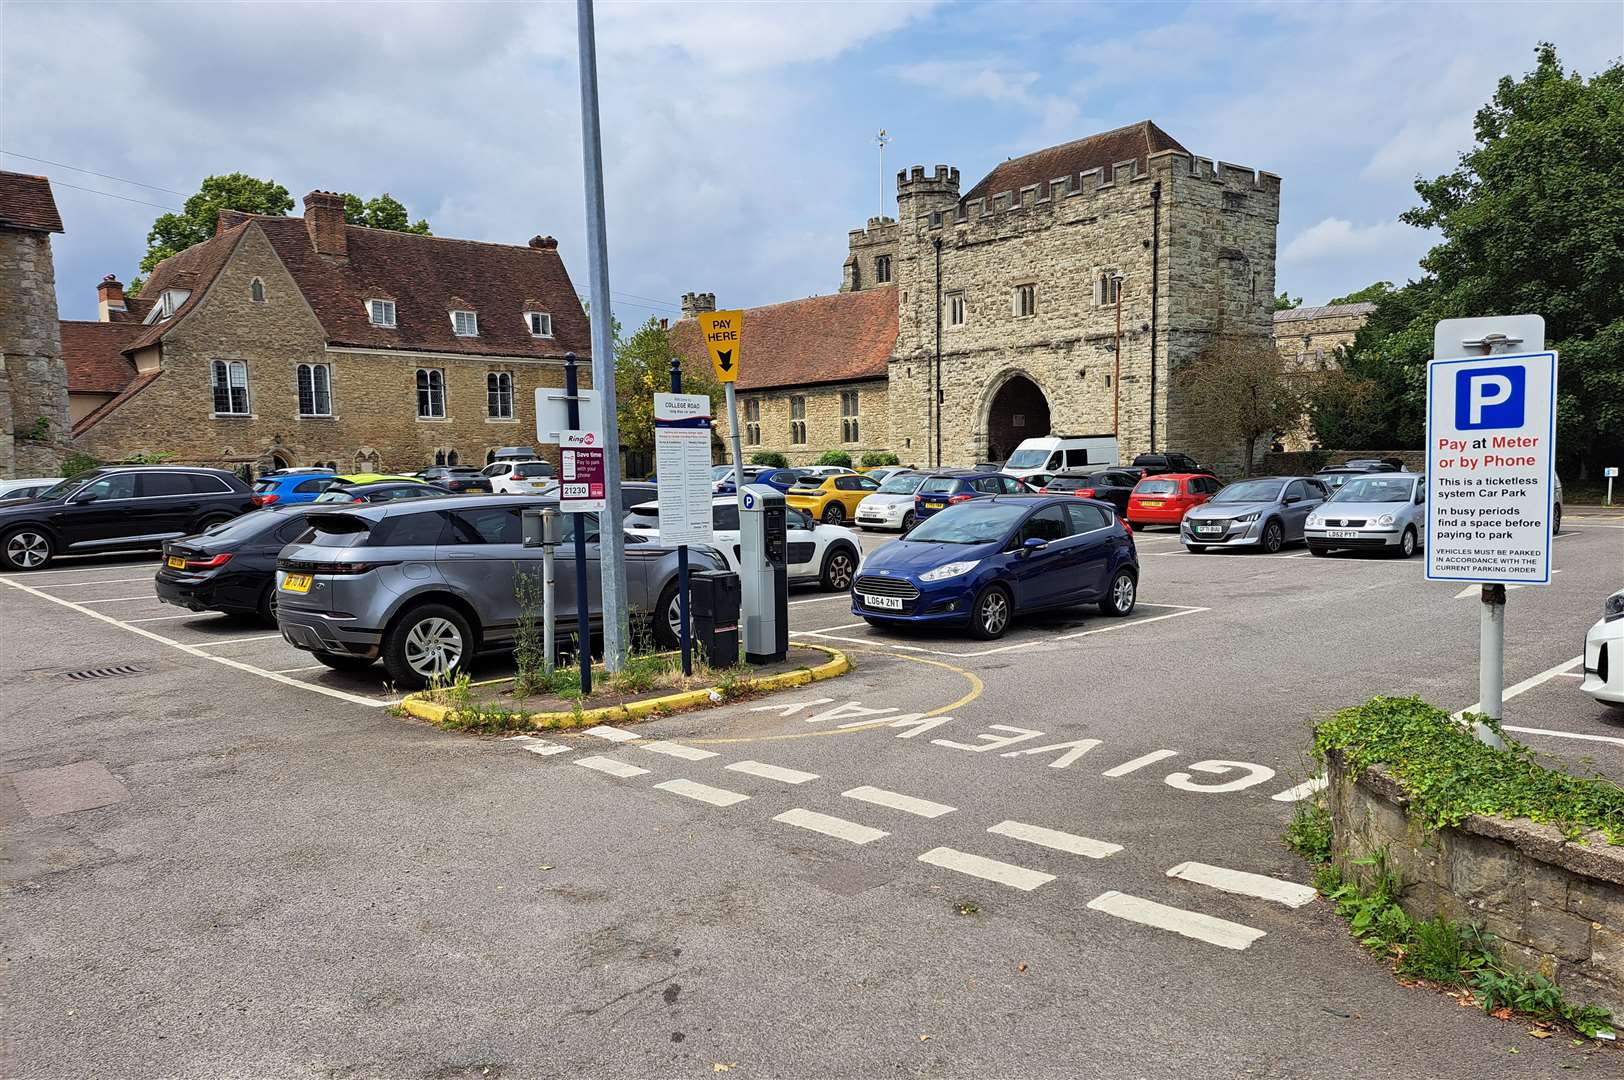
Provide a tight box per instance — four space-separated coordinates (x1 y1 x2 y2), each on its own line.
72 371 161 437
962 121 1189 206
121 221 253 353
669 287 896 391
0 170 64 233
1273 302 1377 323
60 321 143 393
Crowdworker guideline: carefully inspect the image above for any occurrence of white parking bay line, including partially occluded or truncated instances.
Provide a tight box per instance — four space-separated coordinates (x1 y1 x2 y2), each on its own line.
1271 777 1328 803
39 576 156 588
1454 654 1584 718
1503 725 1624 748
0 561 158 578
639 741 719 761
1167 861 1317 909
988 819 1121 859
917 847 1055 891
773 808 887 844
583 725 640 743
77 595 157 604
1087 890 1266 951
726 760 820 784
194 634 283 648
842 785 955 819
273 664 328 674
804 621 867 634
126 613 206 624
574 756 650 778
654 778 750 807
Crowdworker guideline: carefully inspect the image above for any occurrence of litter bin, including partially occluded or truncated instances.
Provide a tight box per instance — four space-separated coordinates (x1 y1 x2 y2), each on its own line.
689 569 740 669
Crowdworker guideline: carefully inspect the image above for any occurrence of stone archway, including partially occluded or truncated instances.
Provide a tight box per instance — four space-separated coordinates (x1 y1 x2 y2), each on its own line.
982 373 1051 464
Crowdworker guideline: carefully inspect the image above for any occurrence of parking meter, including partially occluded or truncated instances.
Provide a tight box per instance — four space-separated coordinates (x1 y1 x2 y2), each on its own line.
522 506 562 548
737 484 788 664
521 506 562 674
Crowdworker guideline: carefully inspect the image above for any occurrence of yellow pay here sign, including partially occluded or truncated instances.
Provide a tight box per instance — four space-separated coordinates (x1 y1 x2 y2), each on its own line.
698 310 743 383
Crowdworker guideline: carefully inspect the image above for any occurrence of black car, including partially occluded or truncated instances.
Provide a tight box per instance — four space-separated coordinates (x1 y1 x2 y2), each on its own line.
1039 468 1143 515
1316 458 1404 493
0 466 254 571
416 467 493 494
312 481 453 505
156 505 318 623
1131 452 1211 476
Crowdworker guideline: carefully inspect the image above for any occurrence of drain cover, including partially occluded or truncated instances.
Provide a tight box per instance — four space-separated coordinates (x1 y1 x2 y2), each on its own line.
62 664 146 681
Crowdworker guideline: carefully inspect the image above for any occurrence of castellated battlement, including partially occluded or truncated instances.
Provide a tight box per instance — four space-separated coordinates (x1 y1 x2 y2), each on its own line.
896 165 961 195
848 216 898 244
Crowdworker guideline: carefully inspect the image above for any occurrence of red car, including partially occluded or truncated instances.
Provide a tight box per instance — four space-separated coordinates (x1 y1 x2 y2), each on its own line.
1127 472 1220 528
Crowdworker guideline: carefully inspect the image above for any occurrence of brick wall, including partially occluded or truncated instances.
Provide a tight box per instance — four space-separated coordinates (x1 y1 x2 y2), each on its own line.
716 379 893 466
1 228 71 476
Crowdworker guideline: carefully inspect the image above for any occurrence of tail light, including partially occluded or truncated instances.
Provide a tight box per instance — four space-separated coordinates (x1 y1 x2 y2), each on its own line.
179 553 233 570
319 561 384 575
948 493 975 504
251 493 279 507
1120 519 1133 535
510 473 524 480
1077 488 1096 498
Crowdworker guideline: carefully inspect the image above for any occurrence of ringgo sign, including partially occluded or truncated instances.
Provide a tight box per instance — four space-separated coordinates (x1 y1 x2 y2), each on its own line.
1425 351 1558 584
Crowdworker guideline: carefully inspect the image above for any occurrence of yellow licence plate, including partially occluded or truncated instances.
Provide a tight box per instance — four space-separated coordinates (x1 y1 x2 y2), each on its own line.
1141 500 1164 508
166 556 186 570
281 573 313 594
925 501 945 509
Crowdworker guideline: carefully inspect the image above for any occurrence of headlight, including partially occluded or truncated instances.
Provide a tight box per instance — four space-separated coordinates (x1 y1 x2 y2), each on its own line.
1376 514 1396 526
1606 591 1624 623
1307 515 1322 528
1235 512 1260 523
920 560 979 582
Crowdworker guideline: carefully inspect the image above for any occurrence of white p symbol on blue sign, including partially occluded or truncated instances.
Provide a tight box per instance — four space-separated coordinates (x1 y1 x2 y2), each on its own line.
1455 366 1525 430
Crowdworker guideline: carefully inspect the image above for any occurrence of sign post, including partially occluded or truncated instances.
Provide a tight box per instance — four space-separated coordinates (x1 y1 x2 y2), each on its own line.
560 353 596 695
655 379 714 676
1427 316 1555 746
1606 466 1618 507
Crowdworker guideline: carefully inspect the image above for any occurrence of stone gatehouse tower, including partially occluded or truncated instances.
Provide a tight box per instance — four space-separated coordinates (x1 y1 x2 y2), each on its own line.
0 171 72 478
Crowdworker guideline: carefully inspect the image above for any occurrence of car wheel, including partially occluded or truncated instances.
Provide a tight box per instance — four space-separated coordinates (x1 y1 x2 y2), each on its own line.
1261 520 1284 554
1184 544 1205 554
968 585 1012 640
1 527 53 571
258 583 280 625
653 580 681 650
1099 570 1136 617
312 650 377 672
1553 504 1562 536
1308 545 1329 558
822 502 846 525
900 510 917 532
820 546 857 591
1395 527 1418 559
382 603 472 689
196 513 234 533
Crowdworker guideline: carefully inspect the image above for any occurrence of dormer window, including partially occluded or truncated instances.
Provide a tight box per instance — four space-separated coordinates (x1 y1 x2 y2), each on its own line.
143 288 192 324
452 310 479 337
526 311 553 338
249 278 265 303
368 299 396 327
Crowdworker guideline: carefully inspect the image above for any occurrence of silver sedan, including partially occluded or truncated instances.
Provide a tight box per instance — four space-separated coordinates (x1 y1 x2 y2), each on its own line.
1305 473 1425 557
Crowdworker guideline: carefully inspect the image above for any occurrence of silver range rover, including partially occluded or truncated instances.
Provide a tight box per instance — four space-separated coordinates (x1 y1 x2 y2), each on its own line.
1305 473 1426 558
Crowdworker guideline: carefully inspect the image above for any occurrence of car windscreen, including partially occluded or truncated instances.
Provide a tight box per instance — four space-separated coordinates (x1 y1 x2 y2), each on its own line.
1044 476 1090 491
918 477 961 495
1329 476 1415 503
37 477 86 500
907 502 1027 544
301 513 373 547
878 474 923 494
313 490 359 503
252 480 278 493
1135 478 1176 495
1213 480 1284 503
1005 449 1049 469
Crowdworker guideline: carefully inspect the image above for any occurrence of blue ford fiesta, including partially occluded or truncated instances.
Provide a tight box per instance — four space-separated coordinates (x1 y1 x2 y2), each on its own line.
851 495 1139 639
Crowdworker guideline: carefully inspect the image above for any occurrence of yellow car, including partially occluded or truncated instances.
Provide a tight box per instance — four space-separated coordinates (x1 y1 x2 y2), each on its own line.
785 473 882 525
332 473 421 486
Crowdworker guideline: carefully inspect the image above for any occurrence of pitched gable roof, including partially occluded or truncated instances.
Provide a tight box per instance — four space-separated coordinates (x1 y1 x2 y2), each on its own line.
0 170 64 233
962 121 1188 206
1273 301 1377 324
120 221 253 353
669 287 896 391
60 321 143 393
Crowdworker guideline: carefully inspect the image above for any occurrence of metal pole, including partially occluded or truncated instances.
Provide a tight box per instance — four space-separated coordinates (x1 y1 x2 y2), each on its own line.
1148 180 1161 453
542 510 557 676
1113 276 1123 436
565 353 592 695
575 0 628 673
933 237 943 468
1608 475 1615 506
671 357 692 677
1475 584 1506 748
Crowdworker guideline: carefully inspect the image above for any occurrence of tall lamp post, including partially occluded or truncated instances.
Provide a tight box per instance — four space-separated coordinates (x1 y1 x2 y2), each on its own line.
1112 273 1125 435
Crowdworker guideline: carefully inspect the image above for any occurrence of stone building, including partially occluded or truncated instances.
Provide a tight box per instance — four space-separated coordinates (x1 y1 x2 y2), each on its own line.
67 191 590 473
0 171 72 478
673 121 1280 471
1270 301 1375 450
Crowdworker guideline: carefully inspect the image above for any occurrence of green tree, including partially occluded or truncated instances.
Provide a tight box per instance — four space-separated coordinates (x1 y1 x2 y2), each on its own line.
815 450 854 468
341 192 431 234
613 317 720 461
1274 292 1302 311
1326 281 1396 306
1178 335 1304 474
135 173 293 290
750 451 789 468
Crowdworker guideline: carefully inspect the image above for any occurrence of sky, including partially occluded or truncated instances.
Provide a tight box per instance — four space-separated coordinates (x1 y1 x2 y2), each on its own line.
4 0 1620 325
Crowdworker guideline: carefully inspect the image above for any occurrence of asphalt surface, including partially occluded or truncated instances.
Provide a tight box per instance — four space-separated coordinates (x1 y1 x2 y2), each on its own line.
3 510 1622 1079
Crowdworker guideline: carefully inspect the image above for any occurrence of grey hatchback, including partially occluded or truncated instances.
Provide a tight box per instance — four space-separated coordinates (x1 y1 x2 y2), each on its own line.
274 495 725 687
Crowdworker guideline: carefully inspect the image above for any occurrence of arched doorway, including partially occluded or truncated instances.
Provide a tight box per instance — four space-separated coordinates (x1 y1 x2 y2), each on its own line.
984 374 1050 464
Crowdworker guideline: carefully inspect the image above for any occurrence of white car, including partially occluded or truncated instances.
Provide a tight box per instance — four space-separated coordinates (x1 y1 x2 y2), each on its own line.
486 460 555 495
799 465 859 479
855 470 926 531
1582 589 1624 710
626 496 861 591
0 477 62 501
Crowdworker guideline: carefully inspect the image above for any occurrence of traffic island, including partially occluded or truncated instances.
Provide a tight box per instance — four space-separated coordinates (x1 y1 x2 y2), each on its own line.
399 643 848 732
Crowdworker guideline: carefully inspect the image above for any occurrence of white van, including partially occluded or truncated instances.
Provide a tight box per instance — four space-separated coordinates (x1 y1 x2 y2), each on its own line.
1002 434 1119 485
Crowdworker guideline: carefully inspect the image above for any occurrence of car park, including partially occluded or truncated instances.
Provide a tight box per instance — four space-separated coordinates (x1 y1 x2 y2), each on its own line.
855 471 926 531
0 477 63 502
1315 459 1404 494
314 479 450 504
251 471 343 507
489 461 556 495
1002 434 1119 487
274 496 725 687
859 465 913 485
1126 473 1219 529
785 472 881 525
416 466 494 494
912 470 1027 524
852 495 1139 639
626 495 860 591
1180 476 1328 553
797 464 860 480
1582 589 1624 711
156 504 321 623
711 464 768 494
1305 472 1426 558
1131 452 1211 477
0 466 255 571
1040 468 1144 516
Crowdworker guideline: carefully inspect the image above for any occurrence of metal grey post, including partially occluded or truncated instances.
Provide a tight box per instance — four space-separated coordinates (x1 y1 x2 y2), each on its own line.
542 507 558 676
723 381 751 643
575 0 628 672
1476 584 1507 748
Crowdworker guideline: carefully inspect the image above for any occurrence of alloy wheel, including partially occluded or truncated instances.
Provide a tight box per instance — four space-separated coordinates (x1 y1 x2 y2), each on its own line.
826 551 855 590
1263 521 1283 553
901 511 917 532
5 531 49 569
979 590 1010 636
404 616 464 678
824 503 845 524
1112 573 1135 613
667 593 682 640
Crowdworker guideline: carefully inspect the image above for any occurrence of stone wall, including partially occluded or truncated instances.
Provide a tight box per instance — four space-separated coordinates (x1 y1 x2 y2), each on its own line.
716 378 896 467
76 223 580 474
1260 449 1426 475
1326 750 1624 1015
841 217 899 294
0 228 71 477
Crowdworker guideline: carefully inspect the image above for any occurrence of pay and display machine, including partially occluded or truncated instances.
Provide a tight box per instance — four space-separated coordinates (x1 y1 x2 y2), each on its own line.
737 484 789 664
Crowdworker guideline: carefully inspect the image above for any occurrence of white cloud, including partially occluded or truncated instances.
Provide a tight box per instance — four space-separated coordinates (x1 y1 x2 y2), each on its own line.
1281 217 1424 265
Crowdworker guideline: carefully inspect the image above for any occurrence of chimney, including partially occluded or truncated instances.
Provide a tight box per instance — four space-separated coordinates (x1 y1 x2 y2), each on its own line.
529 235 559 250
680 291 716 319
97 275 126 322
303 190 348 258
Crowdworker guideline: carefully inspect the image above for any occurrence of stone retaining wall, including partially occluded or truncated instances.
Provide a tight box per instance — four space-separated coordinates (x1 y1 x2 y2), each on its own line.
1326 750 1624 1015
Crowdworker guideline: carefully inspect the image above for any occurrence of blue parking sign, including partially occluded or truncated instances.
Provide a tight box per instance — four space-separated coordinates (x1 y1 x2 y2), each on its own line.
1454 365 1525 430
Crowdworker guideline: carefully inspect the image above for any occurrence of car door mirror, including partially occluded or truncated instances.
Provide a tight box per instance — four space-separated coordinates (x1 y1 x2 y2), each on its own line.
1282 494 1299 505
1021 536 1047 554
71 492 98 504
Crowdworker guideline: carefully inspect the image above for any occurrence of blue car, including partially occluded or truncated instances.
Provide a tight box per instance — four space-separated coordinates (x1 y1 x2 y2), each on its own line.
852 495 1139 639
912 470 1029 523
250 470 340 507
